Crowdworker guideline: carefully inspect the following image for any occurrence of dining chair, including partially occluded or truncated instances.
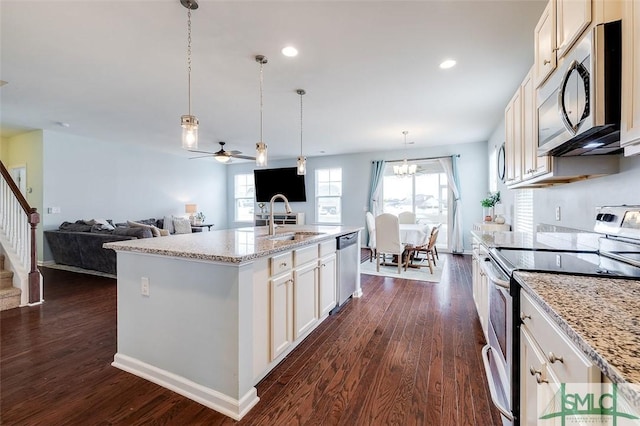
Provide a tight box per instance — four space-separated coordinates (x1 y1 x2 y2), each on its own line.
365 211 376 262
404 224 440 274
398 211 416 224
375 213 406 274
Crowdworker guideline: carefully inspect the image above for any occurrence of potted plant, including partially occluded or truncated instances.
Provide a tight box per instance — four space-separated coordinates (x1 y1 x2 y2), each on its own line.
480 191 500 222
195 212 205 225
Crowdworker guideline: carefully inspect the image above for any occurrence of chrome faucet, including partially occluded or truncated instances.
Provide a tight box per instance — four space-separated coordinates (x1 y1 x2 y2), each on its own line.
269 193 292 236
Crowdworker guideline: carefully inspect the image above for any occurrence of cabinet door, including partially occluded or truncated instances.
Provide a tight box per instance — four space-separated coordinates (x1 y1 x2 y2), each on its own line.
521 328 559 425
534 0 557 88
521 67 552 178
622 0 640 152
318 253 337 317
293 262 318 339
270 273 293 360
556 0 591 59
505 89 522 185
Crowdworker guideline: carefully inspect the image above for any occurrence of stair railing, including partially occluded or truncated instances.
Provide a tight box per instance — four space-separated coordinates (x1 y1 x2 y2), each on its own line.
0 160 40 303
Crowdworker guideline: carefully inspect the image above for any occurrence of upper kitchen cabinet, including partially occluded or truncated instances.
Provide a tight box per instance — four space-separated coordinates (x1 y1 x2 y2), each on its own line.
621 0 640 155
504 89 522 185
556 0 592 58
521 67 550 180
534 1 557 87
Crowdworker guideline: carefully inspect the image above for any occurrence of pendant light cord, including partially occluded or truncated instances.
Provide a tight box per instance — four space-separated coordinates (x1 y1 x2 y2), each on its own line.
187 7 192 116
260 62 264 143
300 91 303 156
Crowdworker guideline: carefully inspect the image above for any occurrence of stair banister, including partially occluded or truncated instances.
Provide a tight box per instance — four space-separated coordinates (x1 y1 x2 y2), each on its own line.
0 160 41 304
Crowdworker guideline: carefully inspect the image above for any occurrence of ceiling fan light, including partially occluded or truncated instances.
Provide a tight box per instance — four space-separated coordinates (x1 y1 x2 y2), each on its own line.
181 115 199 150
214 155 230 163
297 156 306 175
256 142 268 166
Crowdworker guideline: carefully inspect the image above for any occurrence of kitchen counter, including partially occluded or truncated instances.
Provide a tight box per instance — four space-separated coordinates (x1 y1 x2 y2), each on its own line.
104 225 360 263
104 225 362 420
470 229 601 251
514 271 640 412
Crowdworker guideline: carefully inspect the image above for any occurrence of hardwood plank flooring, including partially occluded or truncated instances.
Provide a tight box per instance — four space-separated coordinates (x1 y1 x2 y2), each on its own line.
0 254 502 425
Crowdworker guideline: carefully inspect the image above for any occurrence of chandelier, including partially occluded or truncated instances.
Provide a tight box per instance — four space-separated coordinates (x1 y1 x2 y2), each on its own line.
393 131 417 176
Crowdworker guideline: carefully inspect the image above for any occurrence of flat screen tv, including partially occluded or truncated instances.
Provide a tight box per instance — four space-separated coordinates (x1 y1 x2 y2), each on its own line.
254 167 306 202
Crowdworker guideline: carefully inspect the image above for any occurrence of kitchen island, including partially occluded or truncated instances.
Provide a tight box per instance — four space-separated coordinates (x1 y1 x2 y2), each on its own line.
104 225 361 420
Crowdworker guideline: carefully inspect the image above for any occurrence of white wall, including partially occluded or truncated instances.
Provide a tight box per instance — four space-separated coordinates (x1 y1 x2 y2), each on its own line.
41 130 227 261
227 140 488 251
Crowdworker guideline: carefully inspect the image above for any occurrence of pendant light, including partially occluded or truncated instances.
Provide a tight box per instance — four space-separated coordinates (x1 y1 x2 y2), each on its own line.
296 89 306 175
180 0 199 150
255 55 268 166
393 131 417 177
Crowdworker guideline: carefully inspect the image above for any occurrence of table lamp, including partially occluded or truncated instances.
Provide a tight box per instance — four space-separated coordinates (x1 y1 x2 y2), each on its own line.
185 204 197 225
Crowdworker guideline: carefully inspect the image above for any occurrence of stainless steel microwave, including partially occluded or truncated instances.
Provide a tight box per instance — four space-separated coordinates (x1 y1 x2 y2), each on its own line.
537 20 621 157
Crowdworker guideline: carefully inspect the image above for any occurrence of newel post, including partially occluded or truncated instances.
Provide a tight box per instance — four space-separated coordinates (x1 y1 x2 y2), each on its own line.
28 208 40 304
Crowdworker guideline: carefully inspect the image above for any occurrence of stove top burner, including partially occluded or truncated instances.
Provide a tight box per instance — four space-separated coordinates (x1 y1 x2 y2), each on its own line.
491 248 640 278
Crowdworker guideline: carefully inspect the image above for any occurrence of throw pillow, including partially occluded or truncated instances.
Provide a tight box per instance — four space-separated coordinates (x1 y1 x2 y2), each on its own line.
159 229 170 237
114 227 153 239
163 215 175 234
86 218 115 231
173 218 192 234
127 220 161 237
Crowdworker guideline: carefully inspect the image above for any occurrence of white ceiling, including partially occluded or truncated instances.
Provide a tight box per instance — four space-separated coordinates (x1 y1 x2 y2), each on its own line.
0 0 546 161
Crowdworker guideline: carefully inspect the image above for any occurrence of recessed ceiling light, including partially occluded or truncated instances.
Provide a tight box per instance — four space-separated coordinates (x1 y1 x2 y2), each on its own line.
55 121 70 128
439 59 457 69
281 46 298 57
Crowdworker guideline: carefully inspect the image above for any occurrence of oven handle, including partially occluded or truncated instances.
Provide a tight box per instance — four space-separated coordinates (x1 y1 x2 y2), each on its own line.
481 258 510 289
481 345 515 421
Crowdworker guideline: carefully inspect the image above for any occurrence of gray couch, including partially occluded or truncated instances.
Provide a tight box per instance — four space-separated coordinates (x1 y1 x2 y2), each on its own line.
44 219 160 275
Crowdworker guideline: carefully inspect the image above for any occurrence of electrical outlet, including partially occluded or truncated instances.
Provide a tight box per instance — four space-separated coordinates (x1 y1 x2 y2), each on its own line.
556 254 562 268
141 277 150 296
47 207 61 214
555 206 561 221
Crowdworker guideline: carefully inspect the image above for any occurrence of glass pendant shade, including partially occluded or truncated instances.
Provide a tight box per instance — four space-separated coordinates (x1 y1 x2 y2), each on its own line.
297 156 307 175
181 115 199 150
256 142 268 166
214 155 230 163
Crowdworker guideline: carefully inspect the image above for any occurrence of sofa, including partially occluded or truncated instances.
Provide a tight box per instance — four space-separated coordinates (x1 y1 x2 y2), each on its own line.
44 218 165 275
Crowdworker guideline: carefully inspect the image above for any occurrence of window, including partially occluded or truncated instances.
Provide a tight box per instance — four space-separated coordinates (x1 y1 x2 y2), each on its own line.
234 174 255 222
382 160 449 248
316 168 342 223
514 189 533 234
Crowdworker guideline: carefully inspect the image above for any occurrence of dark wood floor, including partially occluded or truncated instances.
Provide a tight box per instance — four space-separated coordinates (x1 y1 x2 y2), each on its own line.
1 254 501 425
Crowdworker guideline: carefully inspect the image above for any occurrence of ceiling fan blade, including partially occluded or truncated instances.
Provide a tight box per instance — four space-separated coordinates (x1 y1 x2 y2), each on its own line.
231 154 257 161
188 149 217 155
189 154 214 160
228 150 242 155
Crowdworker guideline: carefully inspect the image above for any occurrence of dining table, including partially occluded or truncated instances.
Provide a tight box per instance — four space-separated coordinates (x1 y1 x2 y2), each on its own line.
399 223 431 246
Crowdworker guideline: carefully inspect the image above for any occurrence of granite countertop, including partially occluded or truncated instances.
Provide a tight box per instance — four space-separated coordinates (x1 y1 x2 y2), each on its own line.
104 225 361 264
470 229 601 251
514 271 640 411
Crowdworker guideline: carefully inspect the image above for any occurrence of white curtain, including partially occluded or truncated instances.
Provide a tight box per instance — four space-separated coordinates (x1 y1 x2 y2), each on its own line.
439 156 464 254
368 160 386 216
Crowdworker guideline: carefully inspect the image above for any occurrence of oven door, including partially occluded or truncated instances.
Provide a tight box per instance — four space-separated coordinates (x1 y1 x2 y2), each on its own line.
480 257 514 424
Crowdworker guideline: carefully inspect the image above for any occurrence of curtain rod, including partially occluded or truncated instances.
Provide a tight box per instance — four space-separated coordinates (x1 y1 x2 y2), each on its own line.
380 154 460 164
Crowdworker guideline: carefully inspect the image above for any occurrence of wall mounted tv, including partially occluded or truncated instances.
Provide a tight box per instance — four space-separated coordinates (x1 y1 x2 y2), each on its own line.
254 167 307 202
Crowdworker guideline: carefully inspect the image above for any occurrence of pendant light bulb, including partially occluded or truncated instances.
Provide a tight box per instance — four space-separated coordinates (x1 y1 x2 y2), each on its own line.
180 1 199 150
255 55 268 166
297 156 307 175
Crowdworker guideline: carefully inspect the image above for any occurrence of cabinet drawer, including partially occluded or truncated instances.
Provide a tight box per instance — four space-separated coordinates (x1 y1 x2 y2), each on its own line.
319 239 336 257
271 252 293 276
521 291 599 384
294 245 318 267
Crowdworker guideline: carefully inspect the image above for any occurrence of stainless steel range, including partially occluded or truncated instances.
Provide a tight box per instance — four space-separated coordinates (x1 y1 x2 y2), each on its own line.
479 205 640 425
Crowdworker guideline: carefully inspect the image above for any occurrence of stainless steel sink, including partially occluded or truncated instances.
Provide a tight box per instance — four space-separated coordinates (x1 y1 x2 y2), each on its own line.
265 231 325 241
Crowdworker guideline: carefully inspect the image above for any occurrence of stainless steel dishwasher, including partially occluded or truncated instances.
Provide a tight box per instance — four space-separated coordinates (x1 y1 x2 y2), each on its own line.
332 232 358 314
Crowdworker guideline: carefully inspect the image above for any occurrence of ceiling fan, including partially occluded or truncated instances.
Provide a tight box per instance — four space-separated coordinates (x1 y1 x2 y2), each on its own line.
189 141 256 163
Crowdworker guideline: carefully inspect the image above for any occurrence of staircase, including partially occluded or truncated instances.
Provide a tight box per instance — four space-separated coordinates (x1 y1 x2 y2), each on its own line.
0 254 21 311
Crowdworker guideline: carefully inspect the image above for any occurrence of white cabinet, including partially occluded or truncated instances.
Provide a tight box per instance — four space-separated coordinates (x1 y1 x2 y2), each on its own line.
534 0 557 88
270 272 293 360
505 89 523 185
621 0 640 154
556 0 592 58
318 253 337 318
471 238 490 339
293 261 318 339
519 291 601 422
521 68 551 179
255 212 305 226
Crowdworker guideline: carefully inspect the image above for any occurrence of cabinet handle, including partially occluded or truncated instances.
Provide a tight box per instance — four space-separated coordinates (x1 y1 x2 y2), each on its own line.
543 59 551 65
520 312 531 322
529 366 548 384
321 263 326 267
548 352 564 364
280 262 288 267
552 47 559 52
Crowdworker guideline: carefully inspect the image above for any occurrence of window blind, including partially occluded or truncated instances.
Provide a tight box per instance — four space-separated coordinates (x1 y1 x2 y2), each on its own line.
514 189 533 234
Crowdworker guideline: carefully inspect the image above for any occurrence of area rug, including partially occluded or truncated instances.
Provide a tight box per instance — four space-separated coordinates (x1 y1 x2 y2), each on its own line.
360 256 443 283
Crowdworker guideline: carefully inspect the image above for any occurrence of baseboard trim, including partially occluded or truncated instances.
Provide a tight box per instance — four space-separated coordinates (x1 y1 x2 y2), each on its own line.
112 353 259 420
